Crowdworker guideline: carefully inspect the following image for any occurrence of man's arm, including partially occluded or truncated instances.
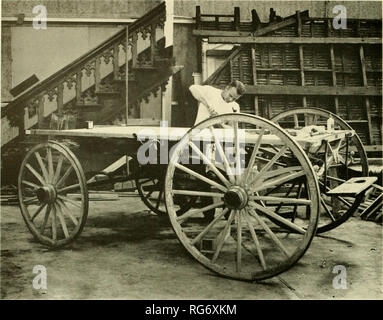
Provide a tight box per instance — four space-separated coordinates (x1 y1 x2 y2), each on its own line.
189 85 218 116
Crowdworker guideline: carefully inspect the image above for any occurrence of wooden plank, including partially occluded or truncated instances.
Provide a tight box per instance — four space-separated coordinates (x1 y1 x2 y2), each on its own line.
234 7 240 31
251 9 261 30
125 26 130 122
359 45 374 144
327 177 377 196
208 37 382 44
10 74 39 97
203 46 241 84
193 12 307 37
244 85 381 96
57 82 64 115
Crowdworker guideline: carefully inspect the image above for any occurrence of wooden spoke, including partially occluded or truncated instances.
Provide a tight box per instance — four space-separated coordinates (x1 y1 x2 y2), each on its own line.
320 198 336 222
254 155 287 167
326 175 346 183
174 163 227 193
191 207 230 245
250 195 311 205
177 201 224 224
23 196 39 205
56 166 73 188
210 127 235 184
250 202 306 235
251 202 306 234
51 204 57 241
26 164 46 185
253 170 306 192
22 180 41 189
243 211 267 270
248 146 288 186
172 190 224 198
40 204 51 234
34 151 49 183
56 199 78 226
243 128 265 183
55 202 70 238
30 203 47 222
212 210 236 263
293 113 299 128
53 154 64 184
47 147 54 182
58 195 82 209
156 189 164 210
261 166 303 180
189 141 230 188
236 210 242 272
57 183 81 194
139 178 154 185
248 208 290 257
145 189 154 199
233 121 242 182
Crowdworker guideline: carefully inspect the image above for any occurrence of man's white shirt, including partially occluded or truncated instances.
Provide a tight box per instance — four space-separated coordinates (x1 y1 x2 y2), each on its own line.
194 85 239 125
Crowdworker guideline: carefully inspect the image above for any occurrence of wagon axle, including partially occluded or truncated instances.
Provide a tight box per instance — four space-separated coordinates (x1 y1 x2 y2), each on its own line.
224 186 248 210
36 185 57 204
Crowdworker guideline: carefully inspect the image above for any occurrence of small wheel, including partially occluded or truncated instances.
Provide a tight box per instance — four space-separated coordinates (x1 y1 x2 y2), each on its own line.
18 141 88 247
271 108 369 233
165 113 320 281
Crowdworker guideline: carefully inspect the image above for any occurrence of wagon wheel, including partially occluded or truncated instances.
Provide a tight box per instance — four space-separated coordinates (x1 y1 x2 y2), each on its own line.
135 164 198 216
18 141 88 247
164 113 320 281
271 107 368 233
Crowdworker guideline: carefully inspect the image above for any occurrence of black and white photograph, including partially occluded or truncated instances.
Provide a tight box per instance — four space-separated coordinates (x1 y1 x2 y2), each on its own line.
1 0 382 303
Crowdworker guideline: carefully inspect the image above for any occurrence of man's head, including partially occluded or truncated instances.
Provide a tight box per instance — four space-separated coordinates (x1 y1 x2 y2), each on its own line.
221 80 246 103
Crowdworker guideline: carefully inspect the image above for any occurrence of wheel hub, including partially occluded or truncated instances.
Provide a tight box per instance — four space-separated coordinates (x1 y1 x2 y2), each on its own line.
36 185 57 204
224 186 248 209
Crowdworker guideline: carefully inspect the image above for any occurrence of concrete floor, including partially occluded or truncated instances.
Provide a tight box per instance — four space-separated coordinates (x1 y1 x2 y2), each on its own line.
1 196 382 300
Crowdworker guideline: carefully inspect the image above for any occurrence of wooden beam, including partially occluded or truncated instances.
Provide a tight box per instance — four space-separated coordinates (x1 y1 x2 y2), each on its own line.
125 26 129 122
203 46 241 85
243 85 381 96
193 11 308 37
251 9 261 30
234 7 240 31
208 37 382 44
359 45 374 144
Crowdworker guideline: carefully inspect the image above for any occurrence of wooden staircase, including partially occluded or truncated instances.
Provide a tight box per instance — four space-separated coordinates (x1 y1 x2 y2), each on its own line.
1 1 183 185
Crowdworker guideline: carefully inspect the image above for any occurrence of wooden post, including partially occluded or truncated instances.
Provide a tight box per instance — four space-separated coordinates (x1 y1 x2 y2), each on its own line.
125 26 129 122
150 22 158 65
234 7 240 31
95 57 100 93
297 11 306 109
113 43 119 80
359 45 374 144
37 95 44 128
57 82 64 115
196 6 201 30
251 9 260 31
76 71 82 104
251 45 259 115
329 44 339 114
131 31 138 69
